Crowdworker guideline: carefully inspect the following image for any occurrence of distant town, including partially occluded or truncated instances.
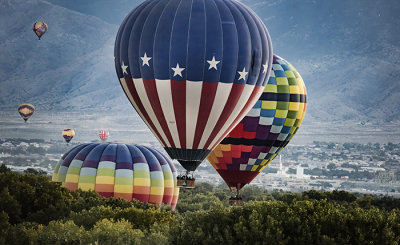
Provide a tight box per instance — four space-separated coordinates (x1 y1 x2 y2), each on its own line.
1 138 400 196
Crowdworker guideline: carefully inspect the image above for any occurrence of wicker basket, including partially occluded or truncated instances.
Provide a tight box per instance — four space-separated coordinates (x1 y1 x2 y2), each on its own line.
186 179 195 188
176 179 195 188
177 179 185 186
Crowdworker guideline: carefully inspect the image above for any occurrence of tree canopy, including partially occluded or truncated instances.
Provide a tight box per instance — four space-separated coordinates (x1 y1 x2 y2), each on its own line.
1 164 400 244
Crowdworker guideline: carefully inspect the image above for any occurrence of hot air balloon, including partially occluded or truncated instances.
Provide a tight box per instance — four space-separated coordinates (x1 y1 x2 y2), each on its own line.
114 0 273 185
18 104 35 122
99 130 109 142
52 143 179 210
32 22 48 40
207 55 307 201
62 129 75 143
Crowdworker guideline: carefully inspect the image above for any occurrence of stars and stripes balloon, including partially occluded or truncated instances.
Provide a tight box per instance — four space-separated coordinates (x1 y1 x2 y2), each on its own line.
52 143 179 210
18 103 35 122
115 0 273 172
99 130 109 142
207 55 307 191
62 129 75 143
32 22 48 40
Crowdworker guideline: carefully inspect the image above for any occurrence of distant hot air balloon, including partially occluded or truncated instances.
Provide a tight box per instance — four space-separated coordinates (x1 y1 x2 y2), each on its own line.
18 104 35 122
62 129 75 143
114 0 273 181
99 130 109 142
207 55 307 196
32 22 48 40
52 143 179 210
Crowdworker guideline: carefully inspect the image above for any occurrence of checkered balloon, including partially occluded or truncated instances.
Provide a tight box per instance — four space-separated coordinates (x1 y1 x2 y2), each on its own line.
207 55 307 191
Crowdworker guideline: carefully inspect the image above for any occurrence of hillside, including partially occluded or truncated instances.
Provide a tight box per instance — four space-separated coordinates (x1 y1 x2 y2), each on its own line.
241 0 400 123
0 0 400 124
0 0 130 112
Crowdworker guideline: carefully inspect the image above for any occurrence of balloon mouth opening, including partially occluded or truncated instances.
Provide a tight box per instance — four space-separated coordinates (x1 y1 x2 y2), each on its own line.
177 160 202 172
163 148 210 171
217 170 260 191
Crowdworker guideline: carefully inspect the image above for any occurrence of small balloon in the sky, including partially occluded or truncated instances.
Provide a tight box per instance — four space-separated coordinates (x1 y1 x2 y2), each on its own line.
18 104 35 122
32 22 48 40
62 129 75 143
98 130 109 142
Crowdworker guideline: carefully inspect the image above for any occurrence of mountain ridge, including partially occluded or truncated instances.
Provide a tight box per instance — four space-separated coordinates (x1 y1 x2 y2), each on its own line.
1 0 400 124
0 0 131 112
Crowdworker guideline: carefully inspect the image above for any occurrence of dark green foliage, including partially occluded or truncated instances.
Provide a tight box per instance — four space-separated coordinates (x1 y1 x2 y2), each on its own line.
23 168 47 176
0 164 10 173
1 164 400 244
0 211 10 244
0 170 73 224
68 205 174 230
171 201 400 245
303 189 357 203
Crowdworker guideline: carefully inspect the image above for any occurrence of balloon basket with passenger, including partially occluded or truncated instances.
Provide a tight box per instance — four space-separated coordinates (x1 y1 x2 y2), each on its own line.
174 159 202 188
177 171 195 188
228 186 244 206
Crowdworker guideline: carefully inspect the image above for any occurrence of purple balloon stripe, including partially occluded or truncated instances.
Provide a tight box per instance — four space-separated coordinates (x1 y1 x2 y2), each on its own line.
132 157 147 163
100 155 117 162
116 162 133 170
82 160 99 169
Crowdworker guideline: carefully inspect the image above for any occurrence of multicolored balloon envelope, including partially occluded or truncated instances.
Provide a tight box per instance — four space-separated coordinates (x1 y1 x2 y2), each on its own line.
114 0 273 172
18 103 35 122
62 129 75 143
207 55 307 191
32 22 48 40
52 143 179 210
99 130 109 142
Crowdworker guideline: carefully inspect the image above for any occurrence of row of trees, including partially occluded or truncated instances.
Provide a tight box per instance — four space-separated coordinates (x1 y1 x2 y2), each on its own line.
1 164 400 244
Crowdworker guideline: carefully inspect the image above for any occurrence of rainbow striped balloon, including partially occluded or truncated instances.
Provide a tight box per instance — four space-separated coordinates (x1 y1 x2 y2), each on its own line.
52 143 179 209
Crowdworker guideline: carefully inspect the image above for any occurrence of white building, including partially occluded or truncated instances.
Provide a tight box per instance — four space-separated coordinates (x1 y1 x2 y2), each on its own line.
296 165 310 179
